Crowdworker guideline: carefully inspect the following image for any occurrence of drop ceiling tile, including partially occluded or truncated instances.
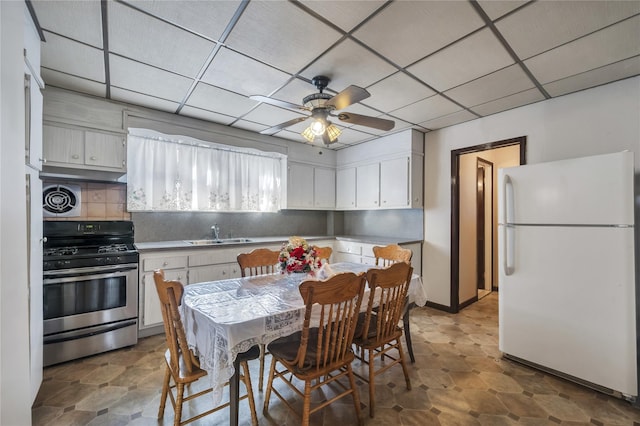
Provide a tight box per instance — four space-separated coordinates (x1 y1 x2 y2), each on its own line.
186 82 258 117
418 110 478 130
407 28 514 92
225 1 342 74
329 127 375 145
231 120 270 133
476 0 527 21
525 16 640 84
201 48 292 97
444 64 534 107
301 38 396 90
125 0 242 40
109 55 193 102
353 1 484 67
180 106 235 126
496 1 640 60
470 88 544 117
241 104 307 127
108 1 215 78
272 78 319 106
41 32 105 82
111 87 180 113
363 72 435 112
543 56 640 97
391 95 462 124
298 0 386 32
41 69 106 98
32 0 103 48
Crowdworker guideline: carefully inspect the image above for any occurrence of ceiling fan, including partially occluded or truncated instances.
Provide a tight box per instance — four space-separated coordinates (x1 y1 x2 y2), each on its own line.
250 76 395 145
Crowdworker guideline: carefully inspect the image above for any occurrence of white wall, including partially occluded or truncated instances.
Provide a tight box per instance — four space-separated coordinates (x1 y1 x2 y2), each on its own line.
0 1 33 423
424 76 640 308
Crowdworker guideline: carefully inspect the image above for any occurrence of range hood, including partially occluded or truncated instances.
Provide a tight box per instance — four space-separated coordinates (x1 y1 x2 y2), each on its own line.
40 166 126 184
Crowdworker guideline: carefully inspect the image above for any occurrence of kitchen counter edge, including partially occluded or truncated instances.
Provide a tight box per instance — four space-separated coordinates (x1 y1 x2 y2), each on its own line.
135 235 422 252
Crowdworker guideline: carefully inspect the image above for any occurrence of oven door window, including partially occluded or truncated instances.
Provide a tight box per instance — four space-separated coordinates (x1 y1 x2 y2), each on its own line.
44 275 127 320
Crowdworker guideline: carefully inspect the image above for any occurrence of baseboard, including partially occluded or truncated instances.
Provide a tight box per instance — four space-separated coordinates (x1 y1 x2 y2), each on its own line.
424 301 456 313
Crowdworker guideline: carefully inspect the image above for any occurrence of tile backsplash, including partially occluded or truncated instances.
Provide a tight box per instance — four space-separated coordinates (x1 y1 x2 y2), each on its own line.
43 181 130 221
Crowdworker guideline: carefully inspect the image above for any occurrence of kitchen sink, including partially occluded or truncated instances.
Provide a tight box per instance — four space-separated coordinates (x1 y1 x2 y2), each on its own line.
185 238 253 245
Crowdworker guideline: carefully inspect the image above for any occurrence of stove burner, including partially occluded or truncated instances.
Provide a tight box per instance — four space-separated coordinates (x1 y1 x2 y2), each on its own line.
44 247 79 256
98 244 129 254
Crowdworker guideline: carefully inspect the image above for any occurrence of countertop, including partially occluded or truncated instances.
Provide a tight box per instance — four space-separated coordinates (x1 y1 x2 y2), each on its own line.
134 235 422 252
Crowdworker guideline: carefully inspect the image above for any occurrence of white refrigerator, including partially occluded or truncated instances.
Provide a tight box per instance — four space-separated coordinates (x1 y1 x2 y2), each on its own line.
498 151 637 398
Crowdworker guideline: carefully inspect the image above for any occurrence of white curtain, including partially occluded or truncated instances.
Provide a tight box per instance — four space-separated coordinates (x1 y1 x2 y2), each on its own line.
126 128 285 212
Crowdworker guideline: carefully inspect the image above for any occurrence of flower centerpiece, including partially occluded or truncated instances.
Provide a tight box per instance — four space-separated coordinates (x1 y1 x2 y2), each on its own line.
279 236 321 274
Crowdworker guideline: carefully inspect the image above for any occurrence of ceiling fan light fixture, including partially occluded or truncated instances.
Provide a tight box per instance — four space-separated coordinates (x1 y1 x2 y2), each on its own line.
301 126 315 142
310 119 326 136
325 124 341 142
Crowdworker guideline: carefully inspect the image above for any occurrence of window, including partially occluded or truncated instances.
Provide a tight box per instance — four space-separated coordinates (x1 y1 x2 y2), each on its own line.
127 128 286 212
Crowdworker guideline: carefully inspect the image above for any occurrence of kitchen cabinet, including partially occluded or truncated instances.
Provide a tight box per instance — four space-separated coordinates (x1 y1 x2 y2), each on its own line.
287 161 335 210
356 163 380 209
336 129 424 210
380 157 409 208
334 240 422 276
43 124 126 172
24 5 44 404
139 252 188 329
336 167 356 209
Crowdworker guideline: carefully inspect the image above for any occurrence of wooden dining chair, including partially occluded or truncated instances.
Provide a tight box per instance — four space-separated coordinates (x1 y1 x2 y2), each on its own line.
237 247 280 277
263 272 366 426
372 244 416 363
354 262 413 417
312 245 332 263
236 247 280 391
153 270 259 426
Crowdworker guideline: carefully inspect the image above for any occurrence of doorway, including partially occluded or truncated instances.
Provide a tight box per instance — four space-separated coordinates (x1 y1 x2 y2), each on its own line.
476 158 493 300
450 137 526 313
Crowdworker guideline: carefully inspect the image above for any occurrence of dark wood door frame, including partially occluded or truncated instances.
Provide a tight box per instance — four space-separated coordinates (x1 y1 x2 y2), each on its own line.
476 157 493 292
450 137 526 313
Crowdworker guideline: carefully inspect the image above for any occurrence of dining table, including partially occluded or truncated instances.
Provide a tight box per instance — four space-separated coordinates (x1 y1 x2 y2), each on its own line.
181 261 427 425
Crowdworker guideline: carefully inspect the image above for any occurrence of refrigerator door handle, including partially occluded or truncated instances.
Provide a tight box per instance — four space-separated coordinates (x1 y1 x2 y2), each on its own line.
503 175 515 276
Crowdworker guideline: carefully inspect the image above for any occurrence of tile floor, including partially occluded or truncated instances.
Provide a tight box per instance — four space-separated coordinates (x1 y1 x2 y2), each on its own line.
32 294 640 425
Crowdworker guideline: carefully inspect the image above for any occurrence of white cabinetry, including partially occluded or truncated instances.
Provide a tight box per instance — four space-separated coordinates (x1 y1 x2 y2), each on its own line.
140 252 188 329
24 5 44 404
336 167 356 209
334 240 422 276
356 163 380 209
287 162 335 210
43 124 126 172
380 157 409 208
336 129 424 211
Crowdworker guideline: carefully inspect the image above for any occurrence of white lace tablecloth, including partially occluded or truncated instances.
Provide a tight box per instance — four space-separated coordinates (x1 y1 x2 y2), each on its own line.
181 262 426 404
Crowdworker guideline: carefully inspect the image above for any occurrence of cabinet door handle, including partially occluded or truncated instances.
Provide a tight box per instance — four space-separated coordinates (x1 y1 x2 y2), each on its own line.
90 156 97 161
162 261 168 266
71 154 79 159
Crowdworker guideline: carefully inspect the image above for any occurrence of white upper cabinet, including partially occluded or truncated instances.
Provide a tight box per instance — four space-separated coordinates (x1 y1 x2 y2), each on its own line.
43 124 126 172
336 129 424 210
356 163 380 209
313 166 335 209
380 157 409 208
336 167 356 209
287 161 335 210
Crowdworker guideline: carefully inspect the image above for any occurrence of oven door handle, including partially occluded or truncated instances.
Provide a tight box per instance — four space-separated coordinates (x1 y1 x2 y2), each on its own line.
43 264 138 284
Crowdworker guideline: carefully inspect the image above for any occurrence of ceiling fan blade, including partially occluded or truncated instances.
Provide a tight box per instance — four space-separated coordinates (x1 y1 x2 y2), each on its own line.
250 95 309 112
337 112 395 131
326 85 370 110
259 116 309 135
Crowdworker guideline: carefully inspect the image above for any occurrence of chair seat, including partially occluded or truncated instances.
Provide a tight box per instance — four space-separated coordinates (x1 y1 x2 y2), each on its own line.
268 328 355 376
354 313 402 348
237 345 261 362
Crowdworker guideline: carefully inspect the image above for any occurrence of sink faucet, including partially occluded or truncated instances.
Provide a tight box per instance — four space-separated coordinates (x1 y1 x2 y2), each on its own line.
211 223 220 241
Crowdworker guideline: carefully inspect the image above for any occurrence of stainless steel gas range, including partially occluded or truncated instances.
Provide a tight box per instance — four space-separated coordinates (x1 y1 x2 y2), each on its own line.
42 221 139 366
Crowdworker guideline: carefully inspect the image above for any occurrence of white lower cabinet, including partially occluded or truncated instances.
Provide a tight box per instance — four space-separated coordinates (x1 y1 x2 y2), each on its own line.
334 240 422 276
